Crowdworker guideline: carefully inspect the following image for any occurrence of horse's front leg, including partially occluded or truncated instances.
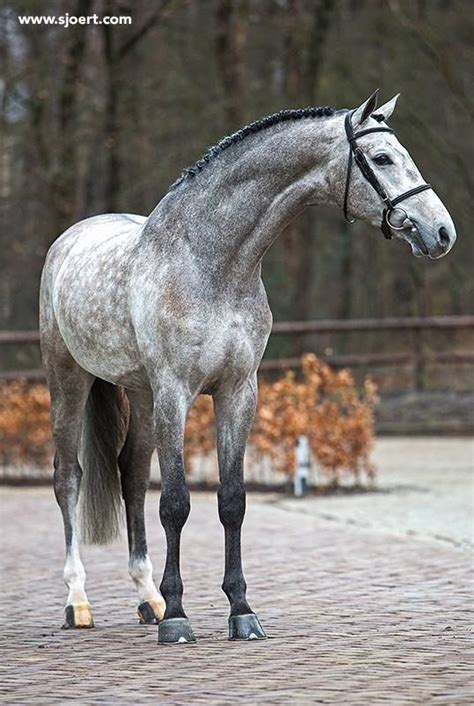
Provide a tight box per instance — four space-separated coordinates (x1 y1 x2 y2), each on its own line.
153 383 196 644
214 375 267 641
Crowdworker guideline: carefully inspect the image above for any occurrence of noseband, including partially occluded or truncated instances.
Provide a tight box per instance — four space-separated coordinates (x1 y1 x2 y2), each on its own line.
343 110 432 239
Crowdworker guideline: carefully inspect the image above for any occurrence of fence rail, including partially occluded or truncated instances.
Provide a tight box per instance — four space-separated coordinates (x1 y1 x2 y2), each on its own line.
0 331 41 345
1 316 473 386
260 350 474 371
271 315 474 334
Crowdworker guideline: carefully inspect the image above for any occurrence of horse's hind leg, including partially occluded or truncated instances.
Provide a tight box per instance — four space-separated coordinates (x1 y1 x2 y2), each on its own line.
45 346 94 628
119 389 165 624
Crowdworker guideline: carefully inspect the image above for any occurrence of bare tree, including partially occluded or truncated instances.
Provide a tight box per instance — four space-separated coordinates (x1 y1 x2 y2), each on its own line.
215 0 248 130
25 0 93 236
282 0 336 336
101 0 172 211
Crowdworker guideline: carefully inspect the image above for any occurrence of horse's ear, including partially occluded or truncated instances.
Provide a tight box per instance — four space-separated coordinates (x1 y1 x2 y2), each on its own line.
373 93 400 122
352 89 379 125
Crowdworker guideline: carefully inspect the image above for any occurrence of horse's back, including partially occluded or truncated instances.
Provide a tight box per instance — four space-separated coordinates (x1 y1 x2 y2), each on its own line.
43 213 146 277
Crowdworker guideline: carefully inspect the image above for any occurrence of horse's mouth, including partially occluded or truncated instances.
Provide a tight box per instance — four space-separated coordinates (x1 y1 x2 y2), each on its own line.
396 219 429 257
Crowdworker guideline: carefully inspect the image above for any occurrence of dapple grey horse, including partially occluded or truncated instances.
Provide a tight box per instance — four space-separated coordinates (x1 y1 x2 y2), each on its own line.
40 91 456 643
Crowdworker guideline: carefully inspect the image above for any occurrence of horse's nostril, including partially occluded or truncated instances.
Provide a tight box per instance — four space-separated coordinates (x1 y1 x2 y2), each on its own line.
438 226 450 250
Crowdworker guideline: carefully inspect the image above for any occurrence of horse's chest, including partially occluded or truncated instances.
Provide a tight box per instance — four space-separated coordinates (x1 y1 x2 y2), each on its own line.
161 306 270 385
205 313 260 373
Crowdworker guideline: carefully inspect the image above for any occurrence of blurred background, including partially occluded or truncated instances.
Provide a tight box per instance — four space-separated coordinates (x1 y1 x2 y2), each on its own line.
0 0 473 442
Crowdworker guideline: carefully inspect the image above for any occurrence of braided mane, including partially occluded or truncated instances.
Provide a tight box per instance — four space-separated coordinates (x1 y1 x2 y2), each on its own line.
169 105 336 190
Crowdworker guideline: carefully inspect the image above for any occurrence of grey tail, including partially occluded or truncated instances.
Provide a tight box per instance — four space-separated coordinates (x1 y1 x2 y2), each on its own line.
79 379 128 545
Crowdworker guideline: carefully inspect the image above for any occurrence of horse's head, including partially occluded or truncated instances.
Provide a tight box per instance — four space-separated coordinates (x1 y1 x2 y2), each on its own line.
337 90 456 258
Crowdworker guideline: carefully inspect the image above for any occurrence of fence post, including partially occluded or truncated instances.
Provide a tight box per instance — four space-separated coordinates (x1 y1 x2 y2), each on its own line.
413 327 426 391
294 435 310 497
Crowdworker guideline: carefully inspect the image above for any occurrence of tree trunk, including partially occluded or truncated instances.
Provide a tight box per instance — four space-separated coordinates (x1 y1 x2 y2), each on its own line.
102 22 121 213
215 0 248 130
101 0 171 212
26 0 92 237
56 0 92 226
284 0 336 339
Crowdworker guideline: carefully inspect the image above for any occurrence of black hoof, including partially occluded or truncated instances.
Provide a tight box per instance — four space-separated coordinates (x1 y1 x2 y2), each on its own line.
228 613 266 641
62 603 94 629
158 617 196 644
138 601 159 624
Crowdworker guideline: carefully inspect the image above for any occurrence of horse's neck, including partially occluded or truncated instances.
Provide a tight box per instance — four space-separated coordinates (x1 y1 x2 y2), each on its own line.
147 114 342 283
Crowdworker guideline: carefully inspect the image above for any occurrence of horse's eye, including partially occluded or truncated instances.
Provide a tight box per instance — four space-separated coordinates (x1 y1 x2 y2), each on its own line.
373 153 393 166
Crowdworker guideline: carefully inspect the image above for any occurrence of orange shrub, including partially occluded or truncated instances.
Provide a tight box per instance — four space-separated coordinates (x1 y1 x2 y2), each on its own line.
0 356 377 483
251 355 377 481
184 395 215 468
0 380 52 466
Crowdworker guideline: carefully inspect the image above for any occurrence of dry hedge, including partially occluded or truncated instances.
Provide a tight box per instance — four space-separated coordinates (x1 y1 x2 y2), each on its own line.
0 355 377 481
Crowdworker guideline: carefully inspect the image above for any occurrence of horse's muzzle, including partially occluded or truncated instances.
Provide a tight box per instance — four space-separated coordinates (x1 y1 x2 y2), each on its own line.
397 218 456 259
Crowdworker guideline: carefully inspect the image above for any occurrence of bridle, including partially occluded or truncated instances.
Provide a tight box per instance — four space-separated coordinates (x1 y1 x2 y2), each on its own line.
343 110 432 239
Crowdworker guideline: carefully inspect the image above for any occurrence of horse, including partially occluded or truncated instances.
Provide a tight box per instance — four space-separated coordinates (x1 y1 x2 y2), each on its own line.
39 90 456 644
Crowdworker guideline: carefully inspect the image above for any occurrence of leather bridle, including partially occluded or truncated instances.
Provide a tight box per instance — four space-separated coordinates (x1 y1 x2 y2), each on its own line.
343 110 432 239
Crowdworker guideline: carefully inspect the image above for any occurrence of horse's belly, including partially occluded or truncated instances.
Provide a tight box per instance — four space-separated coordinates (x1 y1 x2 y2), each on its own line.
59 318 144 387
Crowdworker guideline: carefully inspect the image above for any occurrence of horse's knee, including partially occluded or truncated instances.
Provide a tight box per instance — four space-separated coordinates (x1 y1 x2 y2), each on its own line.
218 479 246 529
159 483 190 531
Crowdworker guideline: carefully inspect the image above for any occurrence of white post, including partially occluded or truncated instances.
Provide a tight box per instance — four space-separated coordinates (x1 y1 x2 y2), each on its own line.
294 435 311 497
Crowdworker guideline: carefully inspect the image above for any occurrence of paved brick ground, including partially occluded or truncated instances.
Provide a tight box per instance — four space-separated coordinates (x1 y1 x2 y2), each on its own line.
281 437 474 551
1 488 472 705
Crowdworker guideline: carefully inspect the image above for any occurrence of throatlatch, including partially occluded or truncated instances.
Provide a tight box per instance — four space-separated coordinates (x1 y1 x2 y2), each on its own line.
343 110 432 239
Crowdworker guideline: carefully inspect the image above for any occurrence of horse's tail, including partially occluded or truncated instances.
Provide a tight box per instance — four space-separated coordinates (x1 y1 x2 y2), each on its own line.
79 379 128 545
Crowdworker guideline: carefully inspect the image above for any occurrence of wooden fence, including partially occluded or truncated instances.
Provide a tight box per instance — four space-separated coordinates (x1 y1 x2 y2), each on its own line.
265 316 474 389
1 316 473 389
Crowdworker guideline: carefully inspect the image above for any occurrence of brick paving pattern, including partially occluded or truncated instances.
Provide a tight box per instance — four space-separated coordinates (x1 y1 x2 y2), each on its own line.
1 488 472 704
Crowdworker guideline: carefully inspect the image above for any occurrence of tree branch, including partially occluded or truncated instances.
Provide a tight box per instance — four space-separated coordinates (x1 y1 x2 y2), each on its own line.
388 0 473 118
117 0 173 62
